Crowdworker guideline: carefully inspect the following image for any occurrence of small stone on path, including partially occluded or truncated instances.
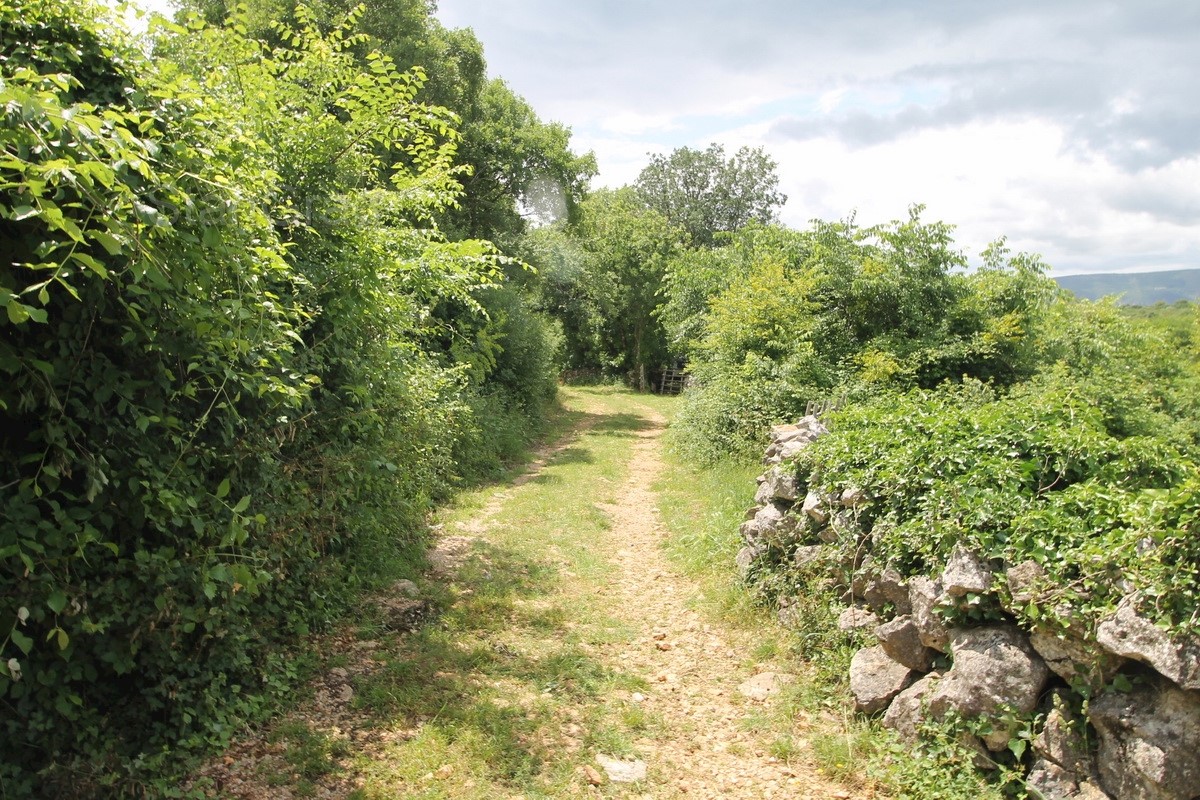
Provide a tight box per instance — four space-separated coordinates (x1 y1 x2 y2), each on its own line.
391 579 420 597
737 672 796 702
596 754 647 783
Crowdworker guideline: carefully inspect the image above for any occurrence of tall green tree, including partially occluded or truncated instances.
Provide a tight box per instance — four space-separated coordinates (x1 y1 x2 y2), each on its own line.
447 77 596 244
635 143 786 247
573 188 680 389
518 224 605 373
181 0 595 245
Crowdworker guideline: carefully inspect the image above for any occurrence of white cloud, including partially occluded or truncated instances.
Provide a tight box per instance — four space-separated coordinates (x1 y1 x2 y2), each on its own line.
435 1 1200 275
598 111 681 138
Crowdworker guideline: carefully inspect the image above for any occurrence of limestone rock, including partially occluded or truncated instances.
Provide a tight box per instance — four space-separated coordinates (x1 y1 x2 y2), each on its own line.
762 466 799 502
837 606 880 633
941 544 993 597
909 576 950 652
595 754 647 783
850 555 876 597
1075 782 1112 800
882 672 941 742
928 625 1050 750
793 545 825 570
769 418 825 444
1027 760 1080 800
777 437 817 461
1030 627 1123 685
735 543 766 578
1034 704 1090 776
749 501 797 546
380 597 429 631
876 615 936 672
754 479 773 505
860 566 911 616
1005 560 1046 608
739 519 764 544
1091 681 1200 800
850 645 915 714
801 490 829 525
754 501 787 531
1096 594 1200 690
737 671 796 702
840 484 865 508
764 416 828 464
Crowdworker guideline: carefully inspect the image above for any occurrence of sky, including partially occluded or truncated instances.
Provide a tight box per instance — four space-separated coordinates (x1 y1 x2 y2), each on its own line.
432 0 1200 276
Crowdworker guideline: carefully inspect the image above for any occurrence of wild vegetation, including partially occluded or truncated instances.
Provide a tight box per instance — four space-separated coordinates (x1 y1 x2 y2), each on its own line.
2 0 1198 796
1 0 581 794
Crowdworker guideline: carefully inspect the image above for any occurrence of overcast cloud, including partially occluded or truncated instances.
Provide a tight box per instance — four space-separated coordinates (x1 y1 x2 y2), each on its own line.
436 0 1200 275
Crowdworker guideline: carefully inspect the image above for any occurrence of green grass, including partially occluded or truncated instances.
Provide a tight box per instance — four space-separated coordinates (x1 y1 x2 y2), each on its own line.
654 452 763 622
333 387 686 797
256 720 352 796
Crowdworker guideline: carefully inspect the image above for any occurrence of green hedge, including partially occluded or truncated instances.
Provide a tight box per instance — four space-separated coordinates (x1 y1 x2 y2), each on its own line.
0 2 560 794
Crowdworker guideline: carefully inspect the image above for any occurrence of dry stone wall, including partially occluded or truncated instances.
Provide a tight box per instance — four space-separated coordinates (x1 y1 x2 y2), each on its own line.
738 417 1200 800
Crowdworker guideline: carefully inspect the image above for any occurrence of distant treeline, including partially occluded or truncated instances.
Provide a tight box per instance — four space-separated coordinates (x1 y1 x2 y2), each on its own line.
1055 267 1200 304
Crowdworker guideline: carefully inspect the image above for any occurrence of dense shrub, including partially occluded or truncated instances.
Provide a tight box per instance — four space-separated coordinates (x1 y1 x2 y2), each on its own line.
0 2 563 794
665 210 1062 462
786 316 1199 638
1 0 317 786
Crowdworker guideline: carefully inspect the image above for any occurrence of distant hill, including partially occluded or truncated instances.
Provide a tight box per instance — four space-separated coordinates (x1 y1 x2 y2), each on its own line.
1054 269 1200 305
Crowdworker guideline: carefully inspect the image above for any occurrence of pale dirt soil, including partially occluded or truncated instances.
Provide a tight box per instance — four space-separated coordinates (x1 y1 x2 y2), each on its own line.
580 400 851 800
189 395 859 799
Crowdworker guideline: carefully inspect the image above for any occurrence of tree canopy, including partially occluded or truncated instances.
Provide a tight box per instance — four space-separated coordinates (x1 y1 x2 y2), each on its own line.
635 143 786 247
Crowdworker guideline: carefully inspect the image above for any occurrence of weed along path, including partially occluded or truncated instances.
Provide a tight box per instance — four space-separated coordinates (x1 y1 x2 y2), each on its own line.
194 387 854 799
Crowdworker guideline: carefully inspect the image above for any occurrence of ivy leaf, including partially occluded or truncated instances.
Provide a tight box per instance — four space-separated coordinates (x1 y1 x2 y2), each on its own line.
46 628 69 650
10 630 33 655
1009 737 1027 759
47 589 67 614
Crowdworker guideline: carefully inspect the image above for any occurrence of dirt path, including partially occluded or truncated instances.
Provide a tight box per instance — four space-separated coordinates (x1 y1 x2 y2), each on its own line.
580 398 845 799
192 388 851 799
